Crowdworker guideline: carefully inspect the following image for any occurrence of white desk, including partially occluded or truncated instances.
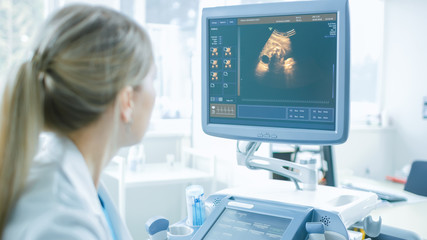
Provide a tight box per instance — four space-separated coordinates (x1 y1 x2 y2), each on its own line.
339 176 427 239
371 201 427 239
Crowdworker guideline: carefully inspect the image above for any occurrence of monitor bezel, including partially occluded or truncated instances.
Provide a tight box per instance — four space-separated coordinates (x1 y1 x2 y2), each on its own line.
201 0 350 144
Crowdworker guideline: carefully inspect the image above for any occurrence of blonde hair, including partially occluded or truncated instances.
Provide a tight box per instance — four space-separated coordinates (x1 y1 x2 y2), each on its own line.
0 4 153 233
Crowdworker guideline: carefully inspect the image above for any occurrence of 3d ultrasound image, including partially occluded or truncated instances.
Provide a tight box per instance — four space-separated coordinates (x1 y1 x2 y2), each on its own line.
252 28 308 90
255 29 296 80
239 22 336 102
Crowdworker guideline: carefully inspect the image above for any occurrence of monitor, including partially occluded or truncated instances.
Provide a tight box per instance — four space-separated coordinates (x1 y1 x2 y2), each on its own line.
201 0 350 144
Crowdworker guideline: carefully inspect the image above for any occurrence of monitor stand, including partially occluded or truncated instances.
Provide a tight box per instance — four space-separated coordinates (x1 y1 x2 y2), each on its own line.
237 141 318 190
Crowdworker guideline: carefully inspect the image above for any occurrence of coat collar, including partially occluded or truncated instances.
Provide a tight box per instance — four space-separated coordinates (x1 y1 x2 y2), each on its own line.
42 132 103 216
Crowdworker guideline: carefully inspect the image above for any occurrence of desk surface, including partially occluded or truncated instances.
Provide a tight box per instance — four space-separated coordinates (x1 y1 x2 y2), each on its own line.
371 201 427 239
340 175 427 239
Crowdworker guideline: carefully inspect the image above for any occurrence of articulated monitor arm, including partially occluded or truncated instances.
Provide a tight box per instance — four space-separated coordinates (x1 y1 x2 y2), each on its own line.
236 141 318 191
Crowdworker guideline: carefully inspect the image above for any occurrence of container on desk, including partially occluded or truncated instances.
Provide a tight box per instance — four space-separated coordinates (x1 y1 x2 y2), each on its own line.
185 185 206 227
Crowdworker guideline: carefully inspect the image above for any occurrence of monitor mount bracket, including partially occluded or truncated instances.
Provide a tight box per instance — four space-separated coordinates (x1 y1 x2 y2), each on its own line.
236 141 318 191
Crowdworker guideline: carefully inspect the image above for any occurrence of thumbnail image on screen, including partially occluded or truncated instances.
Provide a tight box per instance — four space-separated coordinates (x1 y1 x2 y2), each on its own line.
208 13 337 131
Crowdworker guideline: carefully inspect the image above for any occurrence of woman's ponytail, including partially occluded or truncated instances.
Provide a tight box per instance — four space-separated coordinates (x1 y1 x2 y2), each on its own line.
0 61 44 234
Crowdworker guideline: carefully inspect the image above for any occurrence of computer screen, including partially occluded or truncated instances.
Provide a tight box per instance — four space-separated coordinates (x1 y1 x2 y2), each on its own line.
202 0 350 144
202 208 292 240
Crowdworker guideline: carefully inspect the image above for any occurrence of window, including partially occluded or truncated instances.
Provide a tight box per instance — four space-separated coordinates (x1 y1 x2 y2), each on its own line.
145 0 199 120
348 0 385 126
0 0 45 84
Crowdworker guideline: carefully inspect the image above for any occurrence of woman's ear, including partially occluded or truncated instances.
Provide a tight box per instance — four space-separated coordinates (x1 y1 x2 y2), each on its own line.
118 86 134 123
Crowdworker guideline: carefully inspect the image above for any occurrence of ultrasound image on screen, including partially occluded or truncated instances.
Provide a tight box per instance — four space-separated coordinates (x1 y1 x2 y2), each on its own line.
208 14 338 131
255 29 297 87
239 22 336 105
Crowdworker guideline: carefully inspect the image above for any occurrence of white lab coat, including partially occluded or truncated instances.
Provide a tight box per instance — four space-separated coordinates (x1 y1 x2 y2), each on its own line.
3 133 133 240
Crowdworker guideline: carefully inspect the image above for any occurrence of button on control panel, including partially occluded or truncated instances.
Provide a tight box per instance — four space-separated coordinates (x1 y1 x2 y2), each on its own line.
257 132 278 139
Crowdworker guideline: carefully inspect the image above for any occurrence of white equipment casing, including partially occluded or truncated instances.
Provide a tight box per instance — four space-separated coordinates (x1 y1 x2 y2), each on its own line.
215 180 379 228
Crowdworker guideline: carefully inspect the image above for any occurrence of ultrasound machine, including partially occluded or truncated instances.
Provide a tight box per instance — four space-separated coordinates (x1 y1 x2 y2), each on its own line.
146 0 417 239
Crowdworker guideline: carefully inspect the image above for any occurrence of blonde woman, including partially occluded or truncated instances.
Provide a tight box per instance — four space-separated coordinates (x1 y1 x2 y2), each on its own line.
0 4 155 239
